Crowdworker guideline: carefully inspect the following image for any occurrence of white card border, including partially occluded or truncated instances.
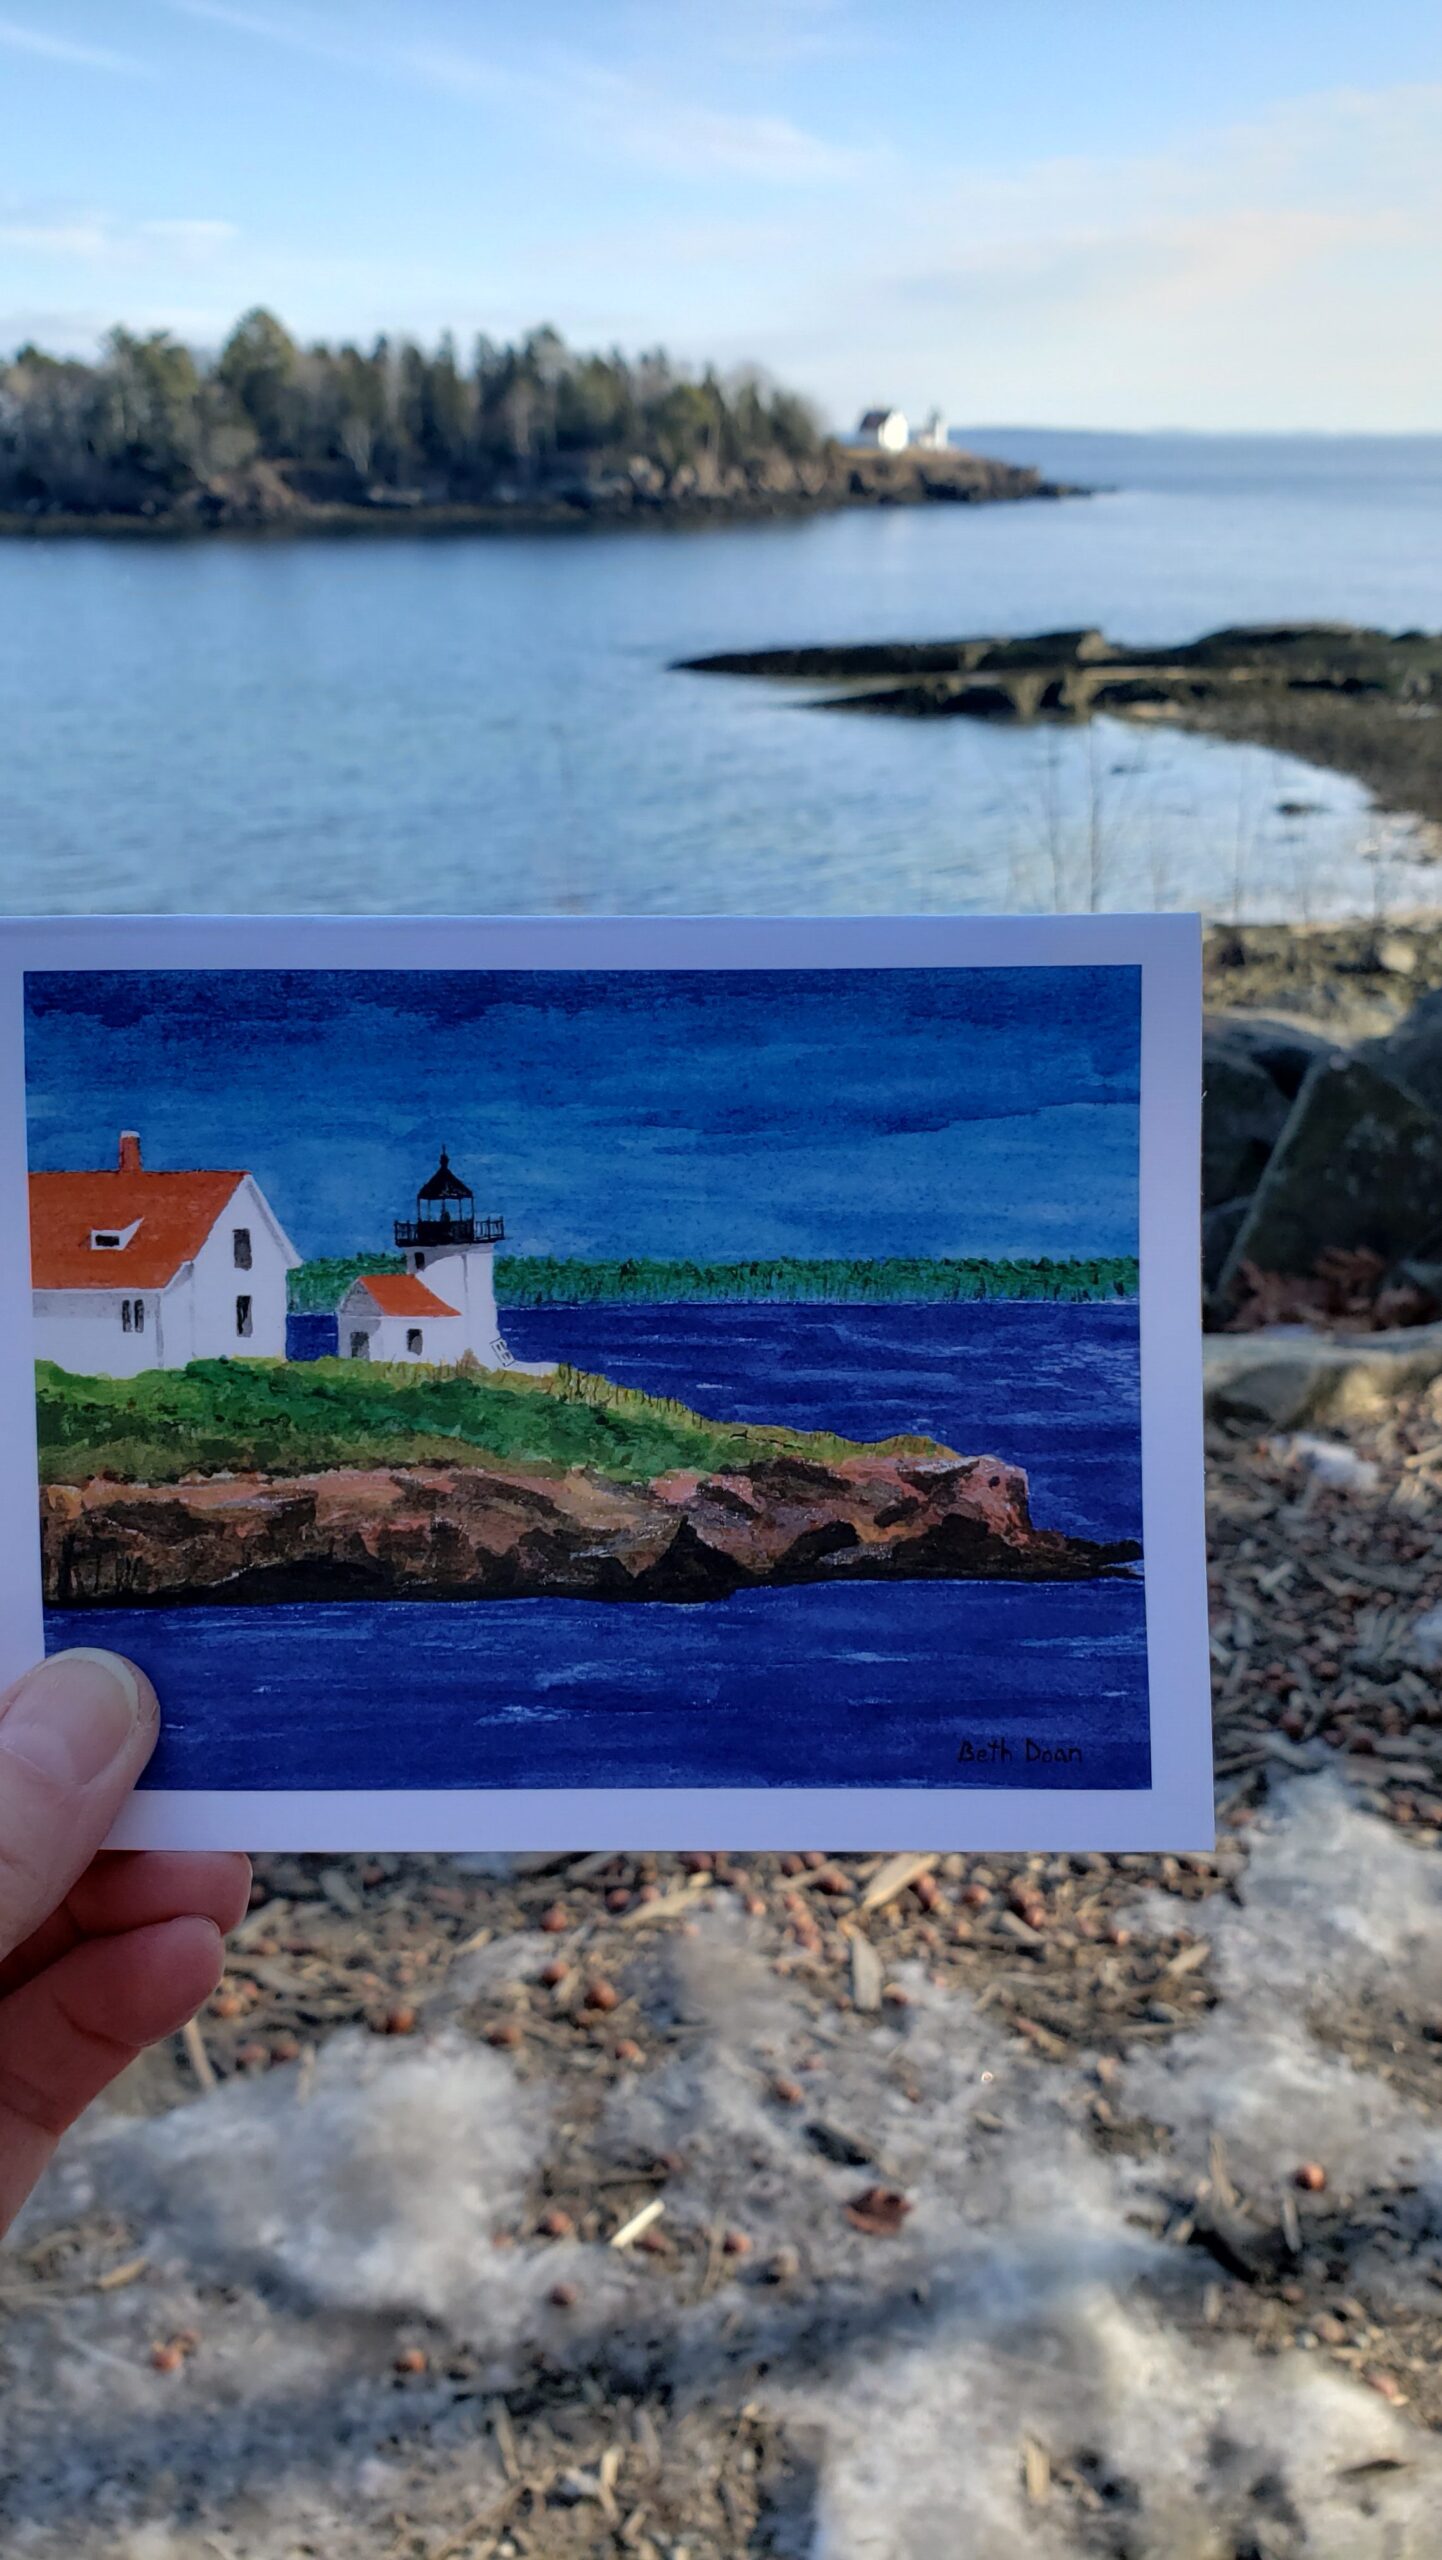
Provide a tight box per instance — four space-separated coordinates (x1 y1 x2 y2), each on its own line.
0 912 1210 1850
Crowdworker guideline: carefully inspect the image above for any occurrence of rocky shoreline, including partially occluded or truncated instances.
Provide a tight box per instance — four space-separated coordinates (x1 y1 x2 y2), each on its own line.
1203 918 1442 1034
41 1446 1139 1609
0 445 1074 540
680 622 1442 832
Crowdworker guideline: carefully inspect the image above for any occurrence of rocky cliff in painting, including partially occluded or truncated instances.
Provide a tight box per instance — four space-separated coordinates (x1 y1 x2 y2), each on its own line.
41 1450 1139 1608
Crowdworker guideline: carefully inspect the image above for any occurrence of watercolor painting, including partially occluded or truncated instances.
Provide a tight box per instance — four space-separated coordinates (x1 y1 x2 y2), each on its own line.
24 960 1150 1798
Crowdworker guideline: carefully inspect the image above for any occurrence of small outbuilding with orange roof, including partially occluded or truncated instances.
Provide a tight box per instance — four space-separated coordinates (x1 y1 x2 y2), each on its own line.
336 1268 466 1366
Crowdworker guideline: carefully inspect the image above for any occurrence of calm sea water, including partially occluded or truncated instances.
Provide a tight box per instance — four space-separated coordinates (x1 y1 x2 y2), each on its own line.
46 1301 1150 1793
3 432 1439 925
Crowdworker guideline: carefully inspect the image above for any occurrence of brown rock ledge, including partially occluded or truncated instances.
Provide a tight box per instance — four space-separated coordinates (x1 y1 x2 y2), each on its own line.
41 1452 1140 1608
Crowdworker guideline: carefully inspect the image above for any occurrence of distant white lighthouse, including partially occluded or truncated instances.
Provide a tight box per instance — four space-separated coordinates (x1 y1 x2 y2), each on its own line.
394 1148 510 1367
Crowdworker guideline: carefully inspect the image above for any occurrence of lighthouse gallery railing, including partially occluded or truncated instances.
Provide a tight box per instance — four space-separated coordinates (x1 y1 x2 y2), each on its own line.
393 1213 506 1248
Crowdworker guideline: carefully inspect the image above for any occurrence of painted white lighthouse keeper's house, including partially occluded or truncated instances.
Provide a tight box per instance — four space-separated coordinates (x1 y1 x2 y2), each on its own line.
340 1149 510 1366
30 1130 300 1377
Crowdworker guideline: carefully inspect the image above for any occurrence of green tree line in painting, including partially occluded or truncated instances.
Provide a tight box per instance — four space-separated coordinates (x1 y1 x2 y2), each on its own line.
500 1255 1139 1305
289 1253 1139 1314
1 308 824 516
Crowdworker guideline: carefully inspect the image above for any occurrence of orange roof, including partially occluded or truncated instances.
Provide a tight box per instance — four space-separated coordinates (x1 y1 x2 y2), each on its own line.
356 1272 459 1319
30 1169 247 1291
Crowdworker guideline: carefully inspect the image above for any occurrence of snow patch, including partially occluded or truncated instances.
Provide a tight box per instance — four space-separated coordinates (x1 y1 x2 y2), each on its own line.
8 1782 1442 2556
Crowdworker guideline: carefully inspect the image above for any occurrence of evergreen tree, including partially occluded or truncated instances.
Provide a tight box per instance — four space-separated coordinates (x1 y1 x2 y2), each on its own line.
215 307 300 455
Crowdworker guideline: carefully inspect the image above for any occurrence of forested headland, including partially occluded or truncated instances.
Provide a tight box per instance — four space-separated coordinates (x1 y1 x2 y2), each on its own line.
0 308 1062 532
288 1253 1138 1312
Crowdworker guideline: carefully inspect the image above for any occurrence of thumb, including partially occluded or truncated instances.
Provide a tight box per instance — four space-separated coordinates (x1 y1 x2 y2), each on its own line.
0 1652 158 1963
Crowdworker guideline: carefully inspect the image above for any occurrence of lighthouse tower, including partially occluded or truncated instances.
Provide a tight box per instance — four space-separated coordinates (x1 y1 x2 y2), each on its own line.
394 1149 509 1368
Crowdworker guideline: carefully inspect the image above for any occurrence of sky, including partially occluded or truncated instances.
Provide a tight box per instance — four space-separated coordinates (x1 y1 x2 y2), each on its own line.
24 967 1141 1262
0 2 1439 431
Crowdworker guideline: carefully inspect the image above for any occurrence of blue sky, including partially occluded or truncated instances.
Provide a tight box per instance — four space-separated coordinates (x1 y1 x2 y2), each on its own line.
24 967 1140 1262
1 2 1438 429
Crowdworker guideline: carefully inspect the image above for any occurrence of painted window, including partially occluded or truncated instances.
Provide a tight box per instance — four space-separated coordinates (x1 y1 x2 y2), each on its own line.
93 1231 121 1250
414 1251 426 1269
407 1328 423 1355
349 1330 369 1360
233 1227 252 1269
121 1299 131 1332
236 1294 253 1339
134 1297 144 1333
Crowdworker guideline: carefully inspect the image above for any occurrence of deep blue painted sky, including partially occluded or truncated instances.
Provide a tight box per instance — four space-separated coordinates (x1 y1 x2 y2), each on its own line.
25 968 1139 1262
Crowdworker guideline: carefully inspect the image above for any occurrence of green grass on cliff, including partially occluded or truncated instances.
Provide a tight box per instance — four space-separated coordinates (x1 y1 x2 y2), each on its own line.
35 1357 948 1488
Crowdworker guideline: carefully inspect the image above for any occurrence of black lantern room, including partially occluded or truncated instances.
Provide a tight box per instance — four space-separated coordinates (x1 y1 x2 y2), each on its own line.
394 1149 505 1251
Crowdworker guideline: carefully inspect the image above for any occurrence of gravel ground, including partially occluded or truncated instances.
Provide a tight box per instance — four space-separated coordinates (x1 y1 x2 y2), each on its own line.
3 1378 1442 2559
1202 916 1442 1038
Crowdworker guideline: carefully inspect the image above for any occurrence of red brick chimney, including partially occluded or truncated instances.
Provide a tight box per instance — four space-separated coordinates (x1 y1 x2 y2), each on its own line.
118 1130 142 1174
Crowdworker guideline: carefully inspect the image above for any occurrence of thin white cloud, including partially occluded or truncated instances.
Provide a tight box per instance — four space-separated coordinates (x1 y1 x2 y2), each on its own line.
918 81 1441 287
137 217 241 261
621 0 868 73
0 12 145 72
163 0 871 186
559 61 873 184
0 208 239 267
0 219 114 259
165 0 520 93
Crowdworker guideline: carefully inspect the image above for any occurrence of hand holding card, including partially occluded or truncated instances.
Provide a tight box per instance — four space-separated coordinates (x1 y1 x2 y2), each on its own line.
0 1647 249 2235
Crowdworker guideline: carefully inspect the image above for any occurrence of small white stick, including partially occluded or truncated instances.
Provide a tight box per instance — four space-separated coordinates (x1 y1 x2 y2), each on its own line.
610 2199 665 2251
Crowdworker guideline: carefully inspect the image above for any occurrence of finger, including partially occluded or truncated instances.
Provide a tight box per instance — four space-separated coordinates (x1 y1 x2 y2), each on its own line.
0 1915 223 2240
0 1851 252 2001
0 1653 158 1966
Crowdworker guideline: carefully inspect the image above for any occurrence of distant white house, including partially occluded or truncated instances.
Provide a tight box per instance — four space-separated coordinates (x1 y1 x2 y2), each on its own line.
855 407 908 453
30 1130 300 1376
911 408 948 450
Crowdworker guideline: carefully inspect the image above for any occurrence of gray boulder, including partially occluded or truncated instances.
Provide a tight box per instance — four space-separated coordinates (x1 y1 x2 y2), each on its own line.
1204 1321 1442 1427
1366 986 1442 1117
1202 1196 1251 1292
1205 1012 1334 1101
1201 1030 1293 1207
1218 1052 1442 1299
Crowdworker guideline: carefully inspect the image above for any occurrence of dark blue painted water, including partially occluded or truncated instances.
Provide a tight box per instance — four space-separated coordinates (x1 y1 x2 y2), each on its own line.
503 1302 1141 1548
46 1301 1149 1792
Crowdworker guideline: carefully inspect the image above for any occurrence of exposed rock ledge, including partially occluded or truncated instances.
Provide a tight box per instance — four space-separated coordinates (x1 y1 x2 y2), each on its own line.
42 1451 1139 1609
676 622 1442 833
